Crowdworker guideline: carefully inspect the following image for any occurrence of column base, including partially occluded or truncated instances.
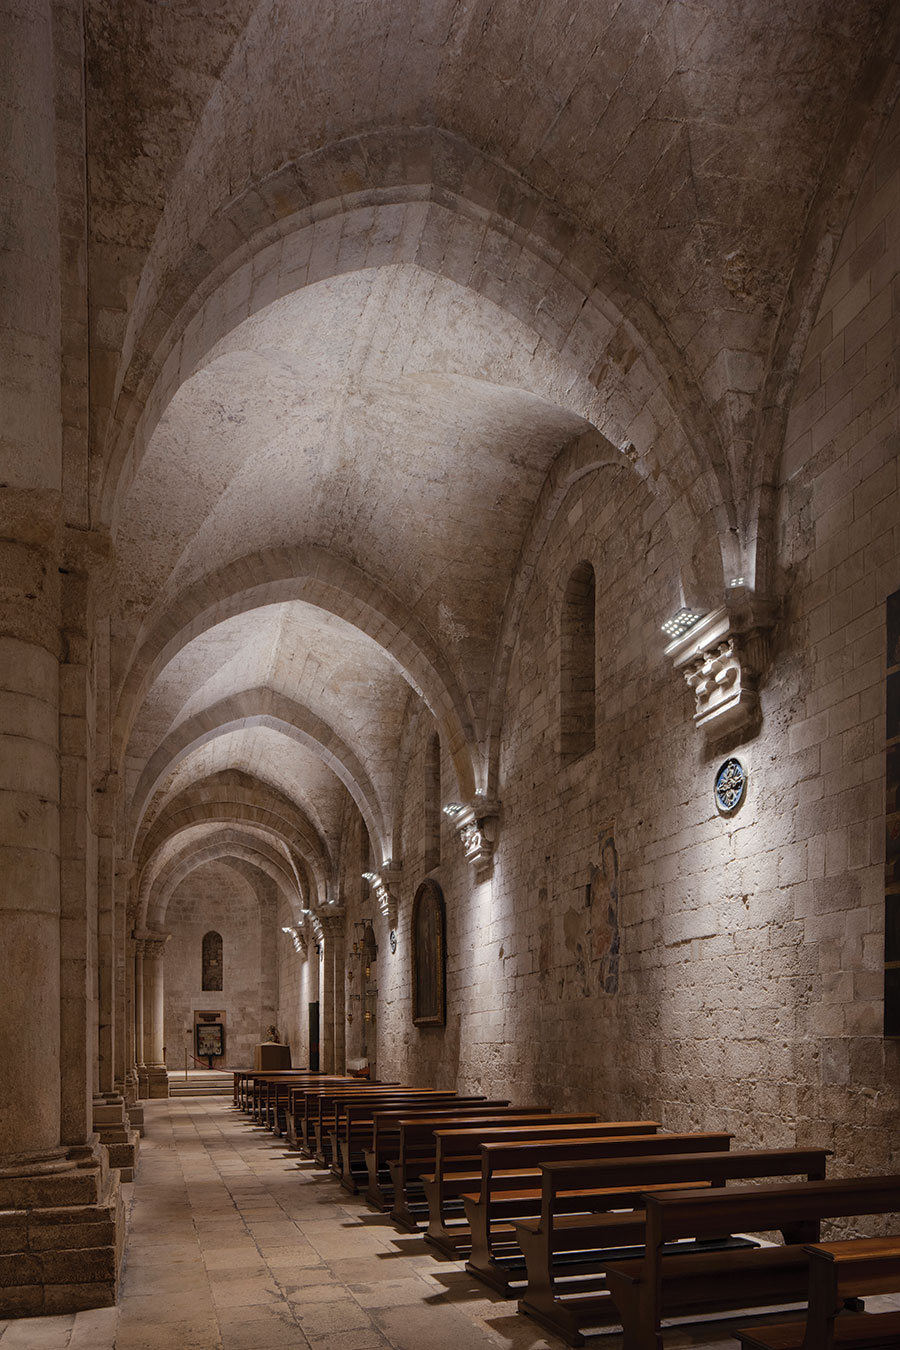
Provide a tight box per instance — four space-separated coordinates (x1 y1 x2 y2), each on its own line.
146 1066 168 1098
93 1095 140 1182
136 1068 149 1100
126 1102 145 1137
0 1146 124 1317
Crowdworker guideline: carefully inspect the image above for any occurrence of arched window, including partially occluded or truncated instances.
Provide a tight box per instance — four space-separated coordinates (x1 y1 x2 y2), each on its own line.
423 731 441 872
560 560 596 762
202 931 223 991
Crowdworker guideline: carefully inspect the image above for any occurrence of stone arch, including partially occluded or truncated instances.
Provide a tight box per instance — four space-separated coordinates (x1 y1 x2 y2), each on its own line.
99 128 735 593
746 14 900 596
143 828 307 933
485 430 673 794
129 688 390 863
135 774 332 908
114 546 480 802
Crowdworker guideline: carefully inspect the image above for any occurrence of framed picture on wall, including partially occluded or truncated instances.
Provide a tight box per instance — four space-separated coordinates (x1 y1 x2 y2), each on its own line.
412 879 446 1027
196 1022 224 1058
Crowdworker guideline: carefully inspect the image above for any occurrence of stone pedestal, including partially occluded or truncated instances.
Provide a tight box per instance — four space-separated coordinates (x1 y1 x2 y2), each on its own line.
92 1094 139 1182
126 1102 145 1138
140 933 170 1098
0 1148 124 1317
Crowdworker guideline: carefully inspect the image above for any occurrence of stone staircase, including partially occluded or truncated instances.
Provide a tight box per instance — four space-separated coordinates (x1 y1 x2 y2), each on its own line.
168 1070 233 1098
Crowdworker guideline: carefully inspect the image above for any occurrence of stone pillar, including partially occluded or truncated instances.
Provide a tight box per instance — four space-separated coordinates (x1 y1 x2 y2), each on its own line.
318 928 334 1072
142 933 170 1097
133 940 148 1099
332 916 346 1076
319 912 346 1074
0 0 123 1317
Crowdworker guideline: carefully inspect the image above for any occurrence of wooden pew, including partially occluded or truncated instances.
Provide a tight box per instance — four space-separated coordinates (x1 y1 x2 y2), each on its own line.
596 1174 900 1350
418 1120 662 1252
388 1115 609 1232
335 1096 507 1193
289 1082 399 1155
265 1073 348 1132
328 1092 482 1182
246 1070 334 1124
311 1086 451 1164
465 1133 741 1294
735 1235 900 1350
364 1108 553 1211
509 1146 828 1341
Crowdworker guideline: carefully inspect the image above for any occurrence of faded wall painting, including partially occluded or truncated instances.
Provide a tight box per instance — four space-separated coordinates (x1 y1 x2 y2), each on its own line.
588 822 620 994
412 879 446 1027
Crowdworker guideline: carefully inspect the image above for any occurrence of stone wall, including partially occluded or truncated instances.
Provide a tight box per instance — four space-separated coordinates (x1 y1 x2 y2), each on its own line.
276 893 309 1067
363 98 900 1175
163 860 276 1071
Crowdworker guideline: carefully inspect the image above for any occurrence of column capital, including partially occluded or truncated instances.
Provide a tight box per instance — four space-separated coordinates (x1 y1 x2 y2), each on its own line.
133 929 170 961
317 909 346 940
665 592 777 744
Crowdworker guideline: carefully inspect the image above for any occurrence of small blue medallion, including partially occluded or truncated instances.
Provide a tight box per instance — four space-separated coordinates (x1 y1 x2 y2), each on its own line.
715 757 747 814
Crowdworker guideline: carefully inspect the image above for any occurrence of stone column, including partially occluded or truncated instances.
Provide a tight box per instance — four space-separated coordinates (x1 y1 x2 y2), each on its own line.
142 933 170 1097
0 0 124 1317
332 915 346 1076
133 940 148 1099
318 927 334 1073
319 912 346 1074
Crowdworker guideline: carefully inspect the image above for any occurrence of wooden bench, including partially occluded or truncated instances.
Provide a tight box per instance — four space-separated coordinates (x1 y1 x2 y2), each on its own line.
595 1173 900 1350
334 1097 509 1193
465 1132 740 1294
735 1235 900 1350
311 1087 456 1165
363 1108 554 1210
388 1115 608 1232
289 1082 400 1156
266 1073 347 1132
418 1121 662 1252
329 1092 484 1183
509 1146 829 1341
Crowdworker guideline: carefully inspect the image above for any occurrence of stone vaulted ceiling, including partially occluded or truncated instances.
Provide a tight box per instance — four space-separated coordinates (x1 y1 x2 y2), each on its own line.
90 0 900 913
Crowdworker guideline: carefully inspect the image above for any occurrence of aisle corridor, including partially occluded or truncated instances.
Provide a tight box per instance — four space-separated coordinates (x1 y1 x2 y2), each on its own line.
0 1098 548 1350
3 1098 896 1350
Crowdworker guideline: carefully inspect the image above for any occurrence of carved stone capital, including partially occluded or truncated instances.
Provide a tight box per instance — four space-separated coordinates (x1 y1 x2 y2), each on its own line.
666 595 777 742
318 909 346 941
133 930 170 962
449 800 500 877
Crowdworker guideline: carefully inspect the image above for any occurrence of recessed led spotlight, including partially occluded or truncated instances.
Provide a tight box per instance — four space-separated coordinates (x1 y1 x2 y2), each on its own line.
361 871 380 884
729 576 746 588
661 607 704 640
442 802 466 818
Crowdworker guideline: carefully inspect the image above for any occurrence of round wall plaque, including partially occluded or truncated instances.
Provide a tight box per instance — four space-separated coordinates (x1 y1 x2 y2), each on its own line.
389 929 397 954
715 757 747 814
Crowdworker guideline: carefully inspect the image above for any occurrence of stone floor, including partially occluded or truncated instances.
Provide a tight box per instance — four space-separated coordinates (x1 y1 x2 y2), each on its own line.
2 1098 899 1350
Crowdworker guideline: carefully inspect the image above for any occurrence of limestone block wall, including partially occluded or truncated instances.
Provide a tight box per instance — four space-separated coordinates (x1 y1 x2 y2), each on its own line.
370 99 900 1174
372 708 481 1091
276 893 309 1067
163 860 276 1070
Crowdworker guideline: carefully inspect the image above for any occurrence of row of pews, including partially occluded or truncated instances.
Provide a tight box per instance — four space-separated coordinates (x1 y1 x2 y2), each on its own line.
232 1068 900 1349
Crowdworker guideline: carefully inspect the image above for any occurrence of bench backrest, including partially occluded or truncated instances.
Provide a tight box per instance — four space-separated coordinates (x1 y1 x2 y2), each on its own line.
644 1174 900 1248
536 1147 830 1235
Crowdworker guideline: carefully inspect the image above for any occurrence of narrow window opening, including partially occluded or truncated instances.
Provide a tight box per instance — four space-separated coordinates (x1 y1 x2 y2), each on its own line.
202 930 223 991
560 560 596 762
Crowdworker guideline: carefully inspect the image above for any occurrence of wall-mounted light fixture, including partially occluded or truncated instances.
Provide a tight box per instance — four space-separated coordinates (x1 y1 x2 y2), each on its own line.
280 925 305 955
661 607 705 640
361 872 393 923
